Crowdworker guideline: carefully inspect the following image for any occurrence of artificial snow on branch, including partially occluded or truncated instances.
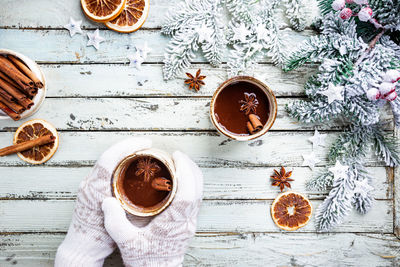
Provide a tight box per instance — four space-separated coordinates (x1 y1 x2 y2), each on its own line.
162 0 309 80
287 0 400 231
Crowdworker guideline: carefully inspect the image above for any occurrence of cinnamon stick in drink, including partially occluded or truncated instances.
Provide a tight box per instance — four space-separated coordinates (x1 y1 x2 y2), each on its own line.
0 95 25 114
0 135 55 156
0 55 35 95
0 78 33 109
0 101 20 121
151 177 172 192
247 114 263 134
9 55 43 88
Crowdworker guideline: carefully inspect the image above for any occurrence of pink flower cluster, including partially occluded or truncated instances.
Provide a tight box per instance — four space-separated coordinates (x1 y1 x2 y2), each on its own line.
331 0 372 21
367 70 400 101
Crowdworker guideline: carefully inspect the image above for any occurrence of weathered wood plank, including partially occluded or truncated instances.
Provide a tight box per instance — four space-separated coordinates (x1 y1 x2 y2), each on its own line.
0 0 319 30
41 63 314 97
0 167 391 200
0 0 171 29
0 29 313 63
0 233 399 267
0 199 393 233
0 131 386 167
0 98 393 131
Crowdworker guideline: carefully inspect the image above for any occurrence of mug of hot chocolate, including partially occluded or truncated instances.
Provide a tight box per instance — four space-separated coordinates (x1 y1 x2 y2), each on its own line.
112 148 177 217
210 76 278 141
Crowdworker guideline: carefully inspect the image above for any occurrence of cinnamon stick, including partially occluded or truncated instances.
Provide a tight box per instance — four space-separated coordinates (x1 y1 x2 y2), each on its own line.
151 177 172 192
0 87 15 103
0 95 25 114
0 71 21 89
0 78 33 109
0 101 20 121
0 135 55 157
247 114 263 134
0 55 34 95
9 55 43 88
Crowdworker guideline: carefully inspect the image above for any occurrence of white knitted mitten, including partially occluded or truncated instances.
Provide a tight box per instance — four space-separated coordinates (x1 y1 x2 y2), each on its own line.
55 138 152 267
102 151 203 267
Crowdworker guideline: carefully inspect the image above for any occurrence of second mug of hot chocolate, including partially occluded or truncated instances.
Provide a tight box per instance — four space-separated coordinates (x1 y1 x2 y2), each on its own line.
112 148 177 217
210 76 278 141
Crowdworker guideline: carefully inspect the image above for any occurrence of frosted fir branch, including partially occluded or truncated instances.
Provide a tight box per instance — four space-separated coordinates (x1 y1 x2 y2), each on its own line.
264 19 288 66
161 0 213 35
371 126 400 167
306 172 333 191
352 164 373 214
344 97 380 125
162 0 224 80
202 16 225 67
390 95 400 127
227 43 264 76
225 0 256 23
315 164 355 231
328 125 372 163
163 32 198 80
283 0 307 31
286 97 344 123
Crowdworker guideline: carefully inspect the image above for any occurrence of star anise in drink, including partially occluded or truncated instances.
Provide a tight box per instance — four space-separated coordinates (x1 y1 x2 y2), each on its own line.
271 167 294 192
239 92 259 115
185 69 206 91
135 157 161 182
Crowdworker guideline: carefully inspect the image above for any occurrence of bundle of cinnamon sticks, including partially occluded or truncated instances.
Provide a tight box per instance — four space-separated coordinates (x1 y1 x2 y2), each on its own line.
0 54 43 121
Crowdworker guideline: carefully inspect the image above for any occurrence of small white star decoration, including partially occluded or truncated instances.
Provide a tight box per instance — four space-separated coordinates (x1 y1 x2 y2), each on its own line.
197 24 213 43
308 129 327 149
232 23 251 43
137 41 152 59
127 42 152 70
320 83 344 104
328 161 349 180
353 179 374 198
128 51 144 70
255 23 269 42
302 152 321 170
87 29 105 50
64 17 83 37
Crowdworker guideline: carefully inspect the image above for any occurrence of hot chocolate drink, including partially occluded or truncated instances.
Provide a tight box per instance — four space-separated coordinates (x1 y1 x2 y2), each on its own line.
214 80 270 136
120 156 172 208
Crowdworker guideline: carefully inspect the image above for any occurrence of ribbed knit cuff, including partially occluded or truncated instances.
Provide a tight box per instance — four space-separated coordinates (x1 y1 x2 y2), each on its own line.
123 255 184 267
55 232 115 267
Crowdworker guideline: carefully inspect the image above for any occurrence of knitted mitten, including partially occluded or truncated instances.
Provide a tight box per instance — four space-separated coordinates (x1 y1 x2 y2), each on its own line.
55 138 152 267
102 151 203 267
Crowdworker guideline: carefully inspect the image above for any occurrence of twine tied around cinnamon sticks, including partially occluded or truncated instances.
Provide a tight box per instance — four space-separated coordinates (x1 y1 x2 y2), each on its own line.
0 54 43 121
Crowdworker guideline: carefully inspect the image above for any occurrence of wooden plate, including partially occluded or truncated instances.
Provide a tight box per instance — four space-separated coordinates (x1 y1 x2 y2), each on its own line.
0 49 46 120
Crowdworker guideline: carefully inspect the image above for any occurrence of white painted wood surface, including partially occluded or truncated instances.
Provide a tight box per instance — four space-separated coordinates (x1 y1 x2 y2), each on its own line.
0 0 399 266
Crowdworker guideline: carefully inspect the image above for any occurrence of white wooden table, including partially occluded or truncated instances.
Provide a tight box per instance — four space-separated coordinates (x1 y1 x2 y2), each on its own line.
0 1 399 266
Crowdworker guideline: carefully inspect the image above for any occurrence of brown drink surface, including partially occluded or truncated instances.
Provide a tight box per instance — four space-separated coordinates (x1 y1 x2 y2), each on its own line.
214 81 270 135
122 156 171 208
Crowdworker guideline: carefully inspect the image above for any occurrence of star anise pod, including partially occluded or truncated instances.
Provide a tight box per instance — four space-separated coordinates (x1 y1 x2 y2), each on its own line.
271 167 294 192
239 93 259 115
135 157 161 182
185 69 206 91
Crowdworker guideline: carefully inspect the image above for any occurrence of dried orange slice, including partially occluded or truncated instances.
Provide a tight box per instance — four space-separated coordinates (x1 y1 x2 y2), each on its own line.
271 191 312 231
81 0 127 23
13 119 59 164
105 0 149 33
